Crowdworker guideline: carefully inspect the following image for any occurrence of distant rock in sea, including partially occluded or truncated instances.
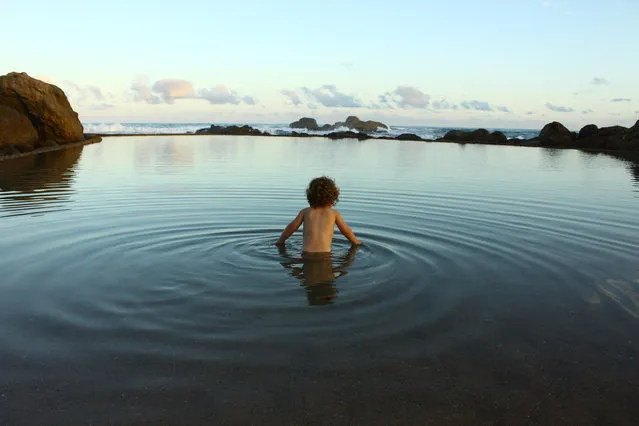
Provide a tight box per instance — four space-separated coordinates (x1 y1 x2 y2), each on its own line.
289 116 389 133
290 117 319 131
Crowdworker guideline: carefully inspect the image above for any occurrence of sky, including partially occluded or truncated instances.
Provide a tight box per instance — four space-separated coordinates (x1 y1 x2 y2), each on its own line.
1 0 638 129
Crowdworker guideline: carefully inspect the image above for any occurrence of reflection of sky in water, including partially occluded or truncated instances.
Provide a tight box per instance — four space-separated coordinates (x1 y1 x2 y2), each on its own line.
597 277 639 318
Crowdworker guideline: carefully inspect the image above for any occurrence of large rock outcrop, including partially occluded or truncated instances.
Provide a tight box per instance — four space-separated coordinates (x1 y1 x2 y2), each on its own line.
341 116 388 132
0 105 38 148
288 116 389 133
0 72 84 144
576 124 630 150
625 120 639 150
290 117 319 131
539 122 574 147
440 128 507 144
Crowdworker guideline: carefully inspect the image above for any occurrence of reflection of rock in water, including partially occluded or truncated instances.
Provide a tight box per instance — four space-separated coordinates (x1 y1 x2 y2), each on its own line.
0 146 83 216
582 150 639 189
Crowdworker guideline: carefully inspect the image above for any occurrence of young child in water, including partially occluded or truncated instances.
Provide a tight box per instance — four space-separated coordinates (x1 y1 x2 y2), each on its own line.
275 176 361 252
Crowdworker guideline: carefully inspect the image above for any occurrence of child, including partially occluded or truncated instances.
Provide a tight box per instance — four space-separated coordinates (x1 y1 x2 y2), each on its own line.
275 176 361 252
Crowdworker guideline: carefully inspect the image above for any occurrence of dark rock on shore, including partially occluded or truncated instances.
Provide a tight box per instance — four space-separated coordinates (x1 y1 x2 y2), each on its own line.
0 72 84 143
440 128 507 143
576 124 628 150
539 122 573 147
625 120 639 150
289 115 389 133
290 131 312 137
195 124 270 136
579 124 598 139
396 133 423 141
326 131 370 140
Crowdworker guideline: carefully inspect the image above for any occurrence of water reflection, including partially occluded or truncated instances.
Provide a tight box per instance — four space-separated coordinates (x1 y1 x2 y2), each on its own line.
278 245 359 306
0 147 83 217
588 151 639 192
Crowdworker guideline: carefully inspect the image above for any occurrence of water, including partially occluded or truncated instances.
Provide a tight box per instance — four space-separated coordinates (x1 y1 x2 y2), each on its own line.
82 121 540 140
1 136 638 424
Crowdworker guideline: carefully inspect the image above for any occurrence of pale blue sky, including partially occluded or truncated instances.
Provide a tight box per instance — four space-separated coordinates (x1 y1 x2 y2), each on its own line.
2 0 638 128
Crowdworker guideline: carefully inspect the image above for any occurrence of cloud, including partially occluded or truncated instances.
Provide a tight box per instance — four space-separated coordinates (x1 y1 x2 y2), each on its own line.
280 89 302 106
432 98 458 110
87 103 116 111
496 105 511 113
541 1 552 7
526 111 535 115
582 109 594 114
591 77 609 86
378 86 430 109
611 98 631 102
301 85 361 108
131 75 162 104
545 102 574 113
199 85 252 105
62 81 106 103
132 76 254 105
151 79 195 104
242 96 256 105
340 62 354 70
461 100 492 111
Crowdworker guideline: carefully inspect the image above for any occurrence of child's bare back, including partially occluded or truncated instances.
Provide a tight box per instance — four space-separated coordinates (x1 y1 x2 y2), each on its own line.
275 177 361 252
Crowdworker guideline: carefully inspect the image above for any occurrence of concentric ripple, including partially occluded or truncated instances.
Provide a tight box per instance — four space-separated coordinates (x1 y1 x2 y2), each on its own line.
1 136 639 421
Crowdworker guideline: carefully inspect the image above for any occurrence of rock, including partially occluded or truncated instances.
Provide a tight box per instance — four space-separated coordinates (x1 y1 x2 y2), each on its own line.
343 116 388 132
0 72 84 143
579 125 628 150
195 124 267 136
396 133 423 141
0 105 38 148
290 131 312 137
288 116 389 133
491 131 508 143
578 124 598 139
325 131 370 140
443 130 466 141
290 117 319 131
623 120 639 150
539 122 573 147
35 140 59 149
441 128 506 143
1 144 21 156
598 125 627 138
318 124 336 131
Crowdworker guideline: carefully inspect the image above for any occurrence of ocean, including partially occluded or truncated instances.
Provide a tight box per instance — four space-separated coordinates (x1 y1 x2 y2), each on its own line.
82 122 540 140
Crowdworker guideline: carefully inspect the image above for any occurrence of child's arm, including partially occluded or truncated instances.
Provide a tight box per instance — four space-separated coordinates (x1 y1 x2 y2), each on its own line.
335 211 362 245
275 210 304 246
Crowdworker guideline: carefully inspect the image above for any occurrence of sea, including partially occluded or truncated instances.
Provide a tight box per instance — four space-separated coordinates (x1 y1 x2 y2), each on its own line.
82 122 540 140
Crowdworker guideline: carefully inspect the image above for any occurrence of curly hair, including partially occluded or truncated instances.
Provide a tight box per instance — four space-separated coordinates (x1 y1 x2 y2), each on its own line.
306 176 340 208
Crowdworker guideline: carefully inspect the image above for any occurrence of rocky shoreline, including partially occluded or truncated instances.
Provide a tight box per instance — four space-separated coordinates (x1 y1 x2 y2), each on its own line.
1 72 638 162
90 118 639 155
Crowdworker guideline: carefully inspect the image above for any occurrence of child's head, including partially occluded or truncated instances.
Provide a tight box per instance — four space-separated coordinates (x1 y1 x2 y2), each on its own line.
306 176 340 208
